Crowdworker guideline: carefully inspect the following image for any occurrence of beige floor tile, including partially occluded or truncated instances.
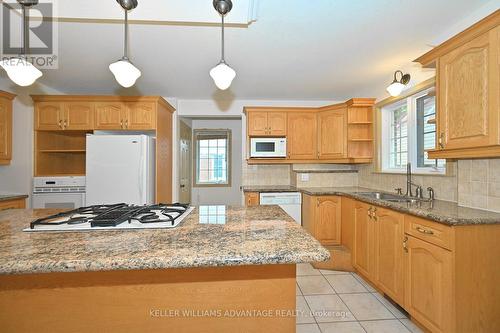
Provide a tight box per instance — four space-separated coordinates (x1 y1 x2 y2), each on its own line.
325 274 368 293
297 263 322 276
296 323 321 333
371 293 407 319
297 276 335 295
296 296 315 324
360 319 411 333
351 272 377 292
296 283 302 295
319 321 366 333
400 319 425 333
339 293 395 321
304 295 355 323
320 269 350 275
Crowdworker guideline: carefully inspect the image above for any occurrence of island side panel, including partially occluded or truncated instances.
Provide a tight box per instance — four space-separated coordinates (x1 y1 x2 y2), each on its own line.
0 264 296 333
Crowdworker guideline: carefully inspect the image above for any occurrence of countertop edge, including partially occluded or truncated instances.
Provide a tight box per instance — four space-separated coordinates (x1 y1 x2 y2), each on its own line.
0 194 29 202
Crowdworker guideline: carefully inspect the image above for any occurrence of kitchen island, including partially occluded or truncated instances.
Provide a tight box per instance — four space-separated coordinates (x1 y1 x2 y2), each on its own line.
0 205 329 333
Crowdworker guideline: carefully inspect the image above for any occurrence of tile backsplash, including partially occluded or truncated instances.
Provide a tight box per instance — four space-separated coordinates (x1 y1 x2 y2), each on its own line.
457 159 500 212
242 164 291 186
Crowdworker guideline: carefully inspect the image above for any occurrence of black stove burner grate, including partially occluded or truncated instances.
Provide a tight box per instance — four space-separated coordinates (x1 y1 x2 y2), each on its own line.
30 203 190 229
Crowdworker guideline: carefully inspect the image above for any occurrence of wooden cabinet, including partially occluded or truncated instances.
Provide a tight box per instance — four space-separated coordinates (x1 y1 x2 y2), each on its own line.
35 102 64 130
246 110 287 136
95 102 125 129
404 235 452 333
374 208 405 304
0 91 15 165
64 102 94 130
126 102 156 130
244 192 260 207
287 112 317 159
353 201 375 279
302 194 341 246
0 197 26 211
415 12 500 159
318 108 347 159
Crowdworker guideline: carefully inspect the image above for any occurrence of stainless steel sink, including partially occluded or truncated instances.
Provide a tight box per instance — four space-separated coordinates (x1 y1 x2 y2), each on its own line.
355 192 423 203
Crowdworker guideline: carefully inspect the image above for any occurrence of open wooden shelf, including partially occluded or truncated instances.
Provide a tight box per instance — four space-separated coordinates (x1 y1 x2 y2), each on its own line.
348 121 373 125
348 139 373 142
39 149 86 153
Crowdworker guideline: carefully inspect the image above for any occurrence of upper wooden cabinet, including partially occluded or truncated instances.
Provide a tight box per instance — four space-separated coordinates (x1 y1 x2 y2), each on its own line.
318 107 347 159
302 194 341 246
244 99 375 164
415 12 500 159
64 102 94 130
0 91 16 165
126 102 156 130
95 102 124 129
287 112 317 159
35 102 64 130
246 109 287 136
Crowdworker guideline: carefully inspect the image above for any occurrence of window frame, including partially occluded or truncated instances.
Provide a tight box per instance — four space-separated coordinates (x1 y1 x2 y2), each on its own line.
376 77 447 176
193 129 232 188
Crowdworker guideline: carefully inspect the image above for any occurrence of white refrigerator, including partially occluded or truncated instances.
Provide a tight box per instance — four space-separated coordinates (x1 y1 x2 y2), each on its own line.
86 134 155 206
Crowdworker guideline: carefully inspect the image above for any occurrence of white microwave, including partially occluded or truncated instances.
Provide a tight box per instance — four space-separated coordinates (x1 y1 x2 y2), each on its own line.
250 138 287 158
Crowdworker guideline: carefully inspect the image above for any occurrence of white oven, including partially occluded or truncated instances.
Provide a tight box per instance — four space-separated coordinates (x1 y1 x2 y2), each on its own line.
250 138 287 158
32 177 86 209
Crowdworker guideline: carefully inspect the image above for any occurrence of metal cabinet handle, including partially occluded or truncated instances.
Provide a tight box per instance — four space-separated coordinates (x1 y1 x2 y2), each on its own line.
416 226 434 235
58 119 63 129
120 120 124 129
403 236 408 253
63 119 67 129
438 133 445 149
125 119 129 128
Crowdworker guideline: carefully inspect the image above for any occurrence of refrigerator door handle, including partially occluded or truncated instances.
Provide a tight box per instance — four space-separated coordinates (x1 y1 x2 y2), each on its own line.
138 138 144 203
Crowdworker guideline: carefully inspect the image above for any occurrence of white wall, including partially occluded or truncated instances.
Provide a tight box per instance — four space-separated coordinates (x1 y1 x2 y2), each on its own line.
189 118 242 205
0 80 63 207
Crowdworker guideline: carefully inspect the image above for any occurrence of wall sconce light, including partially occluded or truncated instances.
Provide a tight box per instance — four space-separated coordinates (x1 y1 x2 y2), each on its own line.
386 70 411 97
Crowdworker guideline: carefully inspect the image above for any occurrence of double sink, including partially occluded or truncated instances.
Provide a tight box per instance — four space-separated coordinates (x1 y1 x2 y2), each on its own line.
355 192 427 204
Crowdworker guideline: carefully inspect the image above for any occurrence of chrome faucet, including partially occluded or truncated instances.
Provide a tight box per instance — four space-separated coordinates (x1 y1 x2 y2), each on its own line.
405 163 420 197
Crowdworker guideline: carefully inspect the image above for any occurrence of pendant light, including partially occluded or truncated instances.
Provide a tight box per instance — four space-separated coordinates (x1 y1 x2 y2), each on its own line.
386 70 411 97
210 0 236 90
0 0 43 87
109 0 141 88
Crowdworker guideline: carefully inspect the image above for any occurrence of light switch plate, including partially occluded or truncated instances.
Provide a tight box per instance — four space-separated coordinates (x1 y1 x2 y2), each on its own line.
300 173 310 182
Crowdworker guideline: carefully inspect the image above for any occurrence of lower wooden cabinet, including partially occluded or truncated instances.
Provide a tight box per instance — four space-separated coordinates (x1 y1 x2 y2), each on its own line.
404 235 452 333
0 198 26 211
302 194 341 245
244 192 260 207
353 201 374 278
374 208 405 305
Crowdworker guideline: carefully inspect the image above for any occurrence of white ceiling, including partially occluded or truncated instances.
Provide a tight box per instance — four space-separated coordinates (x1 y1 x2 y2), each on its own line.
1 0 498 100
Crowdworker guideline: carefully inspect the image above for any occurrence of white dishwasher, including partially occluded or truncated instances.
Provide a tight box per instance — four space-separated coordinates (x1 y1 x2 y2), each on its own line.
259 192 302 225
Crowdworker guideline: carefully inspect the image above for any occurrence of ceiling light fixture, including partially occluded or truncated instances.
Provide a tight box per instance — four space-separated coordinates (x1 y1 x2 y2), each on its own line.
109 0 141 88
386 70 411 97
0 0 43 87
210 0 236 90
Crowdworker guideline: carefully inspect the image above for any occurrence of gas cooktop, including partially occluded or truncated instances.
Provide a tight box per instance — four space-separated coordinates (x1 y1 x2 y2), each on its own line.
25 203 194 232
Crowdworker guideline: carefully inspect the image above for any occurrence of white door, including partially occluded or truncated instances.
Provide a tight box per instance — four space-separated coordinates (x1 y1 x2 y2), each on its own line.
86 135 147 205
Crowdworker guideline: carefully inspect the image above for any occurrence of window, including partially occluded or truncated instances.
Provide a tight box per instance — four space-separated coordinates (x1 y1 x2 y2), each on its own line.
194 129 231 186
381 87 445 174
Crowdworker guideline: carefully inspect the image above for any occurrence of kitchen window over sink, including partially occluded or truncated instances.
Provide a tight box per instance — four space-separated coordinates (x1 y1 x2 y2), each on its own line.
380 86 445 174
194 129 231 186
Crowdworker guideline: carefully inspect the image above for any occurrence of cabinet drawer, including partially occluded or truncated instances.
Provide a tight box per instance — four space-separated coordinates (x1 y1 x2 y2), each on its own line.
405 216 454 250
0 198 26 211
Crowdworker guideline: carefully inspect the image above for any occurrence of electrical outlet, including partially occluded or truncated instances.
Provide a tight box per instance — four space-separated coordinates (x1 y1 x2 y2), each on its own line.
300 173 310 182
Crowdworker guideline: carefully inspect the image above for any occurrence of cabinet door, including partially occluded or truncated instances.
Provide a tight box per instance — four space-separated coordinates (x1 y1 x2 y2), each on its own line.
247 112 268 136
438 27 500 150
35 102 63 130
268 112 287 136
0 97 12 162
287 112 317 159
63 102 94 130
125 102 156 130
353 201 374 279
315 196 342 245
374 208 405 304
318 109 346 159
245 192 260 207
95 102 126 130
404 235 452 333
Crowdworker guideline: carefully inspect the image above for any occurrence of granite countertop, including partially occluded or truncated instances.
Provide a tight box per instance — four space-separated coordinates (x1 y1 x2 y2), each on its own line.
0 194 28 202
0 206 330 275
242 185 500 226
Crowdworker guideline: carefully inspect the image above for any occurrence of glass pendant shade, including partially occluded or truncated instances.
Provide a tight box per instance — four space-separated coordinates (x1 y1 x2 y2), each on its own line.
109 59 141 88
210 62 236 90
0 57 42 87
386 81 405 97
